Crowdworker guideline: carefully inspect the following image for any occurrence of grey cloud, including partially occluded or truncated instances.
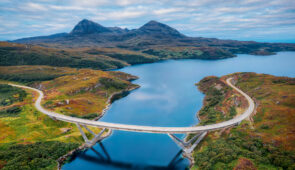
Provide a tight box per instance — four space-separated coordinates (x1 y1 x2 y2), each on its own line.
0 0 294 41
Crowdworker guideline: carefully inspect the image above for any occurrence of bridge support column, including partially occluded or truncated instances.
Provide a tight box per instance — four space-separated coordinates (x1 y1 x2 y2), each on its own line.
168 131 207 154
76 123 107 147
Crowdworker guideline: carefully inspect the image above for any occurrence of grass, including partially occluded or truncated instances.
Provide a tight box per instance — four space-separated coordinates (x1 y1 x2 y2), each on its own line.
0 84 27 106
0 90 85 144
0 65 78 83
0 87 88 169
0 141 79 170
192 72 295 169
0 65 138 169
0 41 239 72
142 46 235 60
39 67 138 117
0 41 160 70
196 75 247 125
0 106 22 118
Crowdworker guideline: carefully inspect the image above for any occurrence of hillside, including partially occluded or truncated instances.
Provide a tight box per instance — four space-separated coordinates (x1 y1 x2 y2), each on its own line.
0 41 236 70
192 73 295 169
0 65 138 169
0 42 159 70
39 68 139 118
4 20 295 70
13 19 295 55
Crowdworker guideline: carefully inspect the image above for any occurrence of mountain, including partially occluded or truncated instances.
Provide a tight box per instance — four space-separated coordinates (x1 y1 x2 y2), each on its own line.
108 27 129 34
70 19 112 35
69 19 183 37
13 33 68 44
136 20 184 38
13 19 186 46
12 19 295 55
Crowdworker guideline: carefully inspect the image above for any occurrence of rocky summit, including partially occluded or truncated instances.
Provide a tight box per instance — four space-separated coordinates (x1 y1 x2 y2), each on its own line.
136 20 185 38
70 19 112 35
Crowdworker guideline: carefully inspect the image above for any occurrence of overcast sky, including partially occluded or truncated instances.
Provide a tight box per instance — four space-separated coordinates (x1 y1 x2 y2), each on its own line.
0 0 295 42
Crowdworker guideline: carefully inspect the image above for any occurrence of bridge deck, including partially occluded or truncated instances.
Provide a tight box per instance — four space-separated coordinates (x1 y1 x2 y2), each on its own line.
10 77 255 134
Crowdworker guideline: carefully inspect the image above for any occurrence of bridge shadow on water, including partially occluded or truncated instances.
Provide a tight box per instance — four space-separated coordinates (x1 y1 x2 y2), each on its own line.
70 142 188 170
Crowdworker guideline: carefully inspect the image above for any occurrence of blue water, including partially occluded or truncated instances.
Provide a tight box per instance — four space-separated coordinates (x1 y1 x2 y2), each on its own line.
63 52 295 170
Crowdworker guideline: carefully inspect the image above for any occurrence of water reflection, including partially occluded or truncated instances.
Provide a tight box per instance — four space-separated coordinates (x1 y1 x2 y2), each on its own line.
72 143 186 170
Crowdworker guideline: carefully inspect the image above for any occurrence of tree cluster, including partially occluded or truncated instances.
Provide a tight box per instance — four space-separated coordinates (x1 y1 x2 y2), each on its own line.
0 141 79 170
194 130 295 169
0 84 26 106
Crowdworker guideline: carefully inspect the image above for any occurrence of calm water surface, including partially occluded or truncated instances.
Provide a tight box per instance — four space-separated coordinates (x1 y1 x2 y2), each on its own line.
63 52 295 170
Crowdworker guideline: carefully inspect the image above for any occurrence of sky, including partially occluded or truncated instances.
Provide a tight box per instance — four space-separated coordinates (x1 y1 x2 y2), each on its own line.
0 0 295 43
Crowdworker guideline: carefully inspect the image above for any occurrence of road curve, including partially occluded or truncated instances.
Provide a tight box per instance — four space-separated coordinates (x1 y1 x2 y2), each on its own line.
9 77 255 134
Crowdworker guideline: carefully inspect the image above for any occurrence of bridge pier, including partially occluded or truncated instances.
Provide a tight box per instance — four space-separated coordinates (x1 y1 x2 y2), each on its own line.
76 123 107 147
168 131 207 154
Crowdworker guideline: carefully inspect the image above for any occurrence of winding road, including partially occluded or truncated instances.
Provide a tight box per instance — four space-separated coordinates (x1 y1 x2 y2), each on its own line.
9 77 255 134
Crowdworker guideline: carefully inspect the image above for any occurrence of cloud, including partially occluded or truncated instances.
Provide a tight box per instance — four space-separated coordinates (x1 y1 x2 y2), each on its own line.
115 0 144 6
0 0 294 42
48 5 84 11
71 0 109 7
107 10 147 20
153 8 183 15
20 2 48 12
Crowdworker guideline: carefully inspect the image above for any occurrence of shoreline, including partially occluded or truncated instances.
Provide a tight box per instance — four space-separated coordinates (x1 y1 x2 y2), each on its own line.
181 80 207 168
182 76 244 168
56 84 140 169
93 85 140 121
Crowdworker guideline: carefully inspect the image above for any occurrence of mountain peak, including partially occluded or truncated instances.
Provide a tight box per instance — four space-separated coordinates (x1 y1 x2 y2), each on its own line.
70 19 111 35
80 19 91 23
139 20 184 38
145 20 161 25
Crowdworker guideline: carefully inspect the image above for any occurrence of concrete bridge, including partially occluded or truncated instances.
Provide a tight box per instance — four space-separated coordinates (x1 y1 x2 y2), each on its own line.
9 77 255 154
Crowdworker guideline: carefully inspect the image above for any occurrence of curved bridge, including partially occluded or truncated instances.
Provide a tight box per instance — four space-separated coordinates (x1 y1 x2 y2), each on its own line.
9 77 255 153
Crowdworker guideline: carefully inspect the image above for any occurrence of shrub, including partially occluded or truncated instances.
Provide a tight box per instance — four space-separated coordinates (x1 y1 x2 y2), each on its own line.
0 106 22 117
0 141 79 170
260 124 270 129
99 77 128 90
0 84 27 106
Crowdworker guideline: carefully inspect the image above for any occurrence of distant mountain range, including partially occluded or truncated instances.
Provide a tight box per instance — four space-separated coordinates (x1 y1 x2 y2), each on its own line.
1 19 294 71
13 19 295 55
13 19 186 48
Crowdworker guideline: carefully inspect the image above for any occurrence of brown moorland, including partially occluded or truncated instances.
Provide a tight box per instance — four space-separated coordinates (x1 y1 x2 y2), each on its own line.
192 73 295 169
